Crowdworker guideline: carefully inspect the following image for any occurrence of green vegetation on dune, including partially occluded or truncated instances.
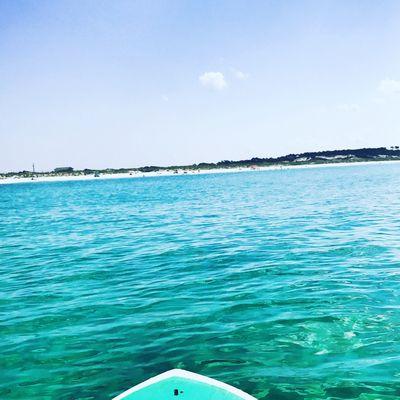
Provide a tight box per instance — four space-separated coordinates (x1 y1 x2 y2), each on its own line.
1 146 400 178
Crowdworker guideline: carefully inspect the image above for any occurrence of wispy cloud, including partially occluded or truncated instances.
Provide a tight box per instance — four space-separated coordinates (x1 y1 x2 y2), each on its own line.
378 79 400 95
162 94 169 102
372 97 385 105
199 72 227 91
336 103 361 112
231 68 249 80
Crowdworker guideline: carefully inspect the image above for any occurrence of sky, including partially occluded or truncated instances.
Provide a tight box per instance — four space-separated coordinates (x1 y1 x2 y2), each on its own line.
1 0 400 172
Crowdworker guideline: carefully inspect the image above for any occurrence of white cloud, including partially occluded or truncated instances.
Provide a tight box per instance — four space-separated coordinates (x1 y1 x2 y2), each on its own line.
199 72 227 91
336 103 361 112
231 68 249 80
378 79 400 95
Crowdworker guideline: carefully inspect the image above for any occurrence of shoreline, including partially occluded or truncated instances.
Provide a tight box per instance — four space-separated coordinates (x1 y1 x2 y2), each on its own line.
1 159 400 186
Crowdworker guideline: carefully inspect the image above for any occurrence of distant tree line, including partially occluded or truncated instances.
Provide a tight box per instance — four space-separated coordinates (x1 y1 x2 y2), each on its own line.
138 146 400 171
2 147 400 176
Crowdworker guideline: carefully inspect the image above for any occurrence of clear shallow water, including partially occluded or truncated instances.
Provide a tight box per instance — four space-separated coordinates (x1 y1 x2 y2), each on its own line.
2 163 400 400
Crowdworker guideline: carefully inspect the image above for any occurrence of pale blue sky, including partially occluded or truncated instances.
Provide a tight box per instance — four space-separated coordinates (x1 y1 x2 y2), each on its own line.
1 0 400 171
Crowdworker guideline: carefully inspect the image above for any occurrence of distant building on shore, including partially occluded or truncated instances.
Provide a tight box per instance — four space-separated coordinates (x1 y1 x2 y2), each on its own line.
54 167 74 173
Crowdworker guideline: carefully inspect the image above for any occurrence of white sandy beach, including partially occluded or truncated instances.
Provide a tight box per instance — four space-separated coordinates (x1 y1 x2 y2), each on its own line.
1 159 400 186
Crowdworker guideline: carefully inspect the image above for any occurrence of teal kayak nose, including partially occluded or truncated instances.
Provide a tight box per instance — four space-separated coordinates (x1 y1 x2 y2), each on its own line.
113 369 256 400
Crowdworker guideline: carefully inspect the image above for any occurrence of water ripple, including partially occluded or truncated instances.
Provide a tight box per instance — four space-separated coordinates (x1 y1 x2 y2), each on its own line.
2 164 400 399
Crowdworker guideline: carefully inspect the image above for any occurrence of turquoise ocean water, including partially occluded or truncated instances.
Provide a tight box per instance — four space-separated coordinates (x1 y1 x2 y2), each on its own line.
2 163 400 400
